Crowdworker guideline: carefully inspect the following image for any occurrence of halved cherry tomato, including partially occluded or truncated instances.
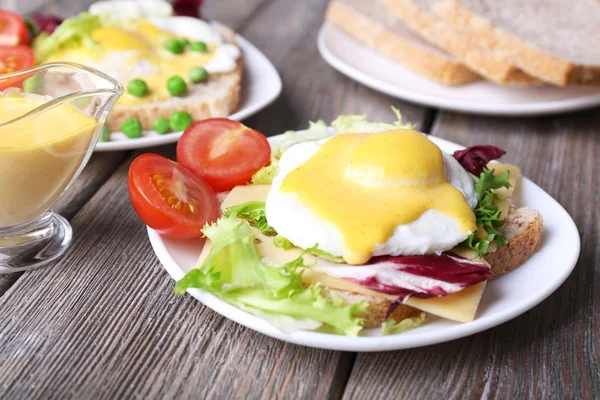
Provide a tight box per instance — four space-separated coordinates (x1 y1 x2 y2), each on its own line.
128 154 220 239
0 10 28 46
0 46 35 90
177 118 271 192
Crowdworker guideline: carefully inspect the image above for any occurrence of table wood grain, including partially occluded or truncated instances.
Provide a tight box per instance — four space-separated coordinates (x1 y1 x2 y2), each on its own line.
0 0 597 399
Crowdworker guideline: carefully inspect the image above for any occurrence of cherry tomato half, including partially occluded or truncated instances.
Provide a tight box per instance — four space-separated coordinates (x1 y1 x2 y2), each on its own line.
128 153 220 239
176 118 271 192
0 10 29 46
0 46 35 90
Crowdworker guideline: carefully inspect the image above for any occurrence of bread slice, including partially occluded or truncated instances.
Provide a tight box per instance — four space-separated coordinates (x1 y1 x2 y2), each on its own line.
337 206 543 328
325 0 480 85
378 0 540 86
105 25 242 131
433 0 600 86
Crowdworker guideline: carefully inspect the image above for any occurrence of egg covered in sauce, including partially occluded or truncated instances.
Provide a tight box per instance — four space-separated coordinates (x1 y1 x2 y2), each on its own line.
266 129 478 265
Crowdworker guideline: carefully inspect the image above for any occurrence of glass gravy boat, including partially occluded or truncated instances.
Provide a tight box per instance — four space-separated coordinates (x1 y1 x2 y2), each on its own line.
0 63 123 273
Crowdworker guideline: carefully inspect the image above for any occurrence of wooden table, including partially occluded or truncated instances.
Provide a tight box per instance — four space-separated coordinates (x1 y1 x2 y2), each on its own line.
1 1 598 398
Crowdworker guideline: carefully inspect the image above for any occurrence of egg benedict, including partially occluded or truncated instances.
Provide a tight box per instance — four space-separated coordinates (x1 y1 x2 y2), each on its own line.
267 129 478 264
166 111 543 336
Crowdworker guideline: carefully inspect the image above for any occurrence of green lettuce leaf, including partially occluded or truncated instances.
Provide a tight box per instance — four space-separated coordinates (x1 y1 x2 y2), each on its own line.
223 201 275 236
463 168 512 257
174 216 366 336
273 234 293 249
381 312 427 335
251 151 281 185
332 106 415 134
33 13 101 62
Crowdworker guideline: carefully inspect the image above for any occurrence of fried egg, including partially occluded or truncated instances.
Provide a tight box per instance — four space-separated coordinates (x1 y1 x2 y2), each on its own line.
45 16 240 106
265 130 478 265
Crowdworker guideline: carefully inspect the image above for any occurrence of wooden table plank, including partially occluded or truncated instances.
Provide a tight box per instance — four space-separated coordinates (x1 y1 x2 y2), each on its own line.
0 1 431 398
344 109 600 399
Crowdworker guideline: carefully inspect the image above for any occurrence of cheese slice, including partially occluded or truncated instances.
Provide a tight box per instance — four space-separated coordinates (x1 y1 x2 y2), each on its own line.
488 162 520 199
195 184 489 322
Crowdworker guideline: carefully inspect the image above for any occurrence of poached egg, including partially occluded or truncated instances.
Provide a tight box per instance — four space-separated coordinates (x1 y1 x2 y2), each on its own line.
265 129 478 265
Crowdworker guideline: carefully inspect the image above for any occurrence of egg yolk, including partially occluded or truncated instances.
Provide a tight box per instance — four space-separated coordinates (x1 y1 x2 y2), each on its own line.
280 129 477 265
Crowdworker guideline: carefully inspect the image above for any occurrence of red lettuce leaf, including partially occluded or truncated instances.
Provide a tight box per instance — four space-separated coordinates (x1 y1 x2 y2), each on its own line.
173 0 204 18
453 145 506 175
32 14 63 34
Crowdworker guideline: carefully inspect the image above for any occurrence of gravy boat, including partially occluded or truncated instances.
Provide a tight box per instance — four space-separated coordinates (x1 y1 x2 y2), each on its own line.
0 63 123 272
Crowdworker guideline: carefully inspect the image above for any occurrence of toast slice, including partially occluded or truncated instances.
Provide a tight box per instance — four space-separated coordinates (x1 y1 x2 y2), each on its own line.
434 0 600 86
378 0 540 86
325 0 480 85
340 206 543 328
105 24 242 131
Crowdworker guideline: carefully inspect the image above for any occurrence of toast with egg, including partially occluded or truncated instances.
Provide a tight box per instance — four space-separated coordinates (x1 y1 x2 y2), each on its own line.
105 24 242 131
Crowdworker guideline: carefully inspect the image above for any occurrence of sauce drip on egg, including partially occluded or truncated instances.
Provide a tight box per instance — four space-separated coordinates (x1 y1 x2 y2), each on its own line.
279 129 477 264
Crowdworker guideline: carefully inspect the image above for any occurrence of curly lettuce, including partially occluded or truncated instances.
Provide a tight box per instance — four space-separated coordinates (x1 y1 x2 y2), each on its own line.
174 216 367 336
33 13 101 62
463 168 511 257
332 106 415 134
381 313 427 335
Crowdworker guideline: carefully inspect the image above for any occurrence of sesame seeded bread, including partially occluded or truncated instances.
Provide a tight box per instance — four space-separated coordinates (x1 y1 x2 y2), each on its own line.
336 206 543 328
325 0 480 85
379 0 540 86
434 0 600 86
105 25 242 131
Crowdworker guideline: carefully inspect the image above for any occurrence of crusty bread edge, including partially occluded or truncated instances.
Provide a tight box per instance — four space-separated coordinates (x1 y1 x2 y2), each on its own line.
325 1 480 85
433 0 600 86
332 206 543 329
106 24 243 131
379 0 540 86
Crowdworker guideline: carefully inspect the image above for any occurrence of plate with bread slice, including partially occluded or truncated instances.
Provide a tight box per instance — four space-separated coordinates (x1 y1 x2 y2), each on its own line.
321 0 600 116
134 111 580 351
27 1 281 152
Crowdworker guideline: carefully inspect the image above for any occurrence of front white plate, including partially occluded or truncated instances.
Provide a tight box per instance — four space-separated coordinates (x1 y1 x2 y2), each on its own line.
148 133 580 351
318 21 600 116
95 32 281 152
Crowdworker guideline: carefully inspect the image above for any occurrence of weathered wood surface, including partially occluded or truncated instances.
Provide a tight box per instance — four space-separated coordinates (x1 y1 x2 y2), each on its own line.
344 110 600 399
0 0 597 399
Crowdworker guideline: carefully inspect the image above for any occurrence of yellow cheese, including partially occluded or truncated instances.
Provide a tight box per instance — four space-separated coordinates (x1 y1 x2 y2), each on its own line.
488 163 520 199
195 184 489 322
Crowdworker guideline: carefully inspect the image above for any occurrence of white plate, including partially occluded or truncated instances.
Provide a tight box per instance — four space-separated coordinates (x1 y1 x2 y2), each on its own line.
148 133 580 351
95 33 282 152
318 21 600 116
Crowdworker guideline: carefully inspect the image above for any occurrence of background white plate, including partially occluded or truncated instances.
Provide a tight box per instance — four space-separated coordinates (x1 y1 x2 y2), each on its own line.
95 33 281 152
148 133 580 351
318 21 600 116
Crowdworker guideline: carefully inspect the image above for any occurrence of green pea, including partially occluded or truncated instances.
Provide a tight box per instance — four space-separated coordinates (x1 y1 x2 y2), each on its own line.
127 78 149 97
164 39 185 54
98 125 111 142
169 111 192 132
189 41 207 52
121 118 143 139
189 67 208 83
167 75 187 96
153 117 170 135
178 38 190 47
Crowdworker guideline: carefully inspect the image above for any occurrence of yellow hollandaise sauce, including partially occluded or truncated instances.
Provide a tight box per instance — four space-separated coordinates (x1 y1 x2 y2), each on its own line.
280 129 477 265
0 96 98 227
45 21 218 107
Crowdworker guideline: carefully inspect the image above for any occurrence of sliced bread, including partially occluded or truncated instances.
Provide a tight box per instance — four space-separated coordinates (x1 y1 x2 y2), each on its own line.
105 25 242 131
434 0 600 86
338 206 543 328
325 0 480 85
378 0 540 86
